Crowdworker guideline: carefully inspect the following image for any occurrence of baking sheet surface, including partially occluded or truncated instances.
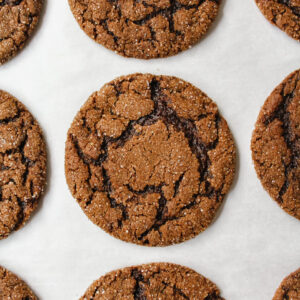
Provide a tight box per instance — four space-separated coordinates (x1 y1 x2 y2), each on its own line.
0 0 299 299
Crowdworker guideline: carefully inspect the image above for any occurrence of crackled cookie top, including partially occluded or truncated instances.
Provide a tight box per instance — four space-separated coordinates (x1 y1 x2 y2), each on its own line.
251 70 300 220
273 268 300 299
0 0 43 65
0 266 37 299
65 74 236 246
68 0 221 59
0 90 47 240
80 263 224 299
255 0 300 41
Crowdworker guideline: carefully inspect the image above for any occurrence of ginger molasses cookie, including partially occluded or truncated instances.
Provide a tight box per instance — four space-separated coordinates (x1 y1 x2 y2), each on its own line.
65 74 236 246
255 0 300 41
251 69 300 220
0 90 47 239
0 266 37 299
273 268 300 299
80 263 224 299
68 0 221 59
0 0 43 65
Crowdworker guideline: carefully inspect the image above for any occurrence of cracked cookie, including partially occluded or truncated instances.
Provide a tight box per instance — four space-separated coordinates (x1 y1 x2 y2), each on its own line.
0 265 37 299
273 268 300 299
251 69 300 220
255 0 300 41
79 262 224 299
0 0 43 65
0 90 47 240
68 0 221 59
65 73 236 246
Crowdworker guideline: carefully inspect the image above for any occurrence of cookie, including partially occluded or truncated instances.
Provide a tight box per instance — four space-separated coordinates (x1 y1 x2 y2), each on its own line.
0 90 47 240
0 265 37 299
80 262 224 299
68 0 221 59
65 73 236 246
255 0 300 41
0 0 43 65
273 268 300 299
251 69 300 220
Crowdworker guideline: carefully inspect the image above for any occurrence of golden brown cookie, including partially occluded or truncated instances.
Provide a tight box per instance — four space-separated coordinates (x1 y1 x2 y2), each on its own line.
0 0 43 65
255 0 300 41
251 69 300 220
80 262 224 300
273 268 300 299
0 90 47 240
65 73 236 246
0 265 37 299
68 0 221 59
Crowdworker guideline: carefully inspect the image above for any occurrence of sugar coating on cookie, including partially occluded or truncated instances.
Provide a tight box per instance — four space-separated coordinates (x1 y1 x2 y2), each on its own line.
0 266 37 299
0 0 43 65
65 73 236 246
68 0 221 59
0 90 47 240
255 0 300 41
251 69 300 220
80 262 224 299
273 268 300 299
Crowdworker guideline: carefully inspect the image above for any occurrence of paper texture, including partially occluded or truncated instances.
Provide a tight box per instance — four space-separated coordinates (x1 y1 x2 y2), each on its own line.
0 0 299 299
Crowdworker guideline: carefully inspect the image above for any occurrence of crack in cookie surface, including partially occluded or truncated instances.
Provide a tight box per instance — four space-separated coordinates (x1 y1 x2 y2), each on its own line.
65 74 236 246
255 0 300 40
251 69 300 220
68 0 220 58
79 263 225 300
0 90 47 239
0 0 43 64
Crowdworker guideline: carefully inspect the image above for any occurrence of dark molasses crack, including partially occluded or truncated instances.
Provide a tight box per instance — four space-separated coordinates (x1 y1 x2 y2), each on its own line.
0 0 23 7
277 0 300 17
263 75 299 203
132 269 146 300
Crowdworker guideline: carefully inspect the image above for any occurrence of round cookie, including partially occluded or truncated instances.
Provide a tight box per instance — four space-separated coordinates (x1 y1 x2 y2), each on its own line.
0 90 47 240
68 0 221 59
0 0 43 65
251 69 300 220
80 262 224 300
255 0 300 41
0 265 37 299
65 73 236 246
273 268 300 299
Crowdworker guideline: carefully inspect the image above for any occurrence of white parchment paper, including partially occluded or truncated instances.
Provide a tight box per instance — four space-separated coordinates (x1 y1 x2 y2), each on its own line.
0 0 299 299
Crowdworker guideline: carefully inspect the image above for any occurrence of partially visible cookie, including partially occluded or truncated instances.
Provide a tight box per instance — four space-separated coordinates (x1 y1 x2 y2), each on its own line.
0 0 43 65
0 90 47 239
255 0 300 41
251 69 300 220
0 265 37 299
65 73 236 246
80 262 224 300
273 268 300 299
68 0 221 59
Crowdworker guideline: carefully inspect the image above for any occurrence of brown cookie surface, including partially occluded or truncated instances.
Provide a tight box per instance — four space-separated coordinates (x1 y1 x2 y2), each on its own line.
255 0 300 41
251 70 300 220
80 262 224 300
68 0 221 59
0 90 47 240
273 268 300 299
0 0 43 65
65 74 236 246
0 265 37 299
